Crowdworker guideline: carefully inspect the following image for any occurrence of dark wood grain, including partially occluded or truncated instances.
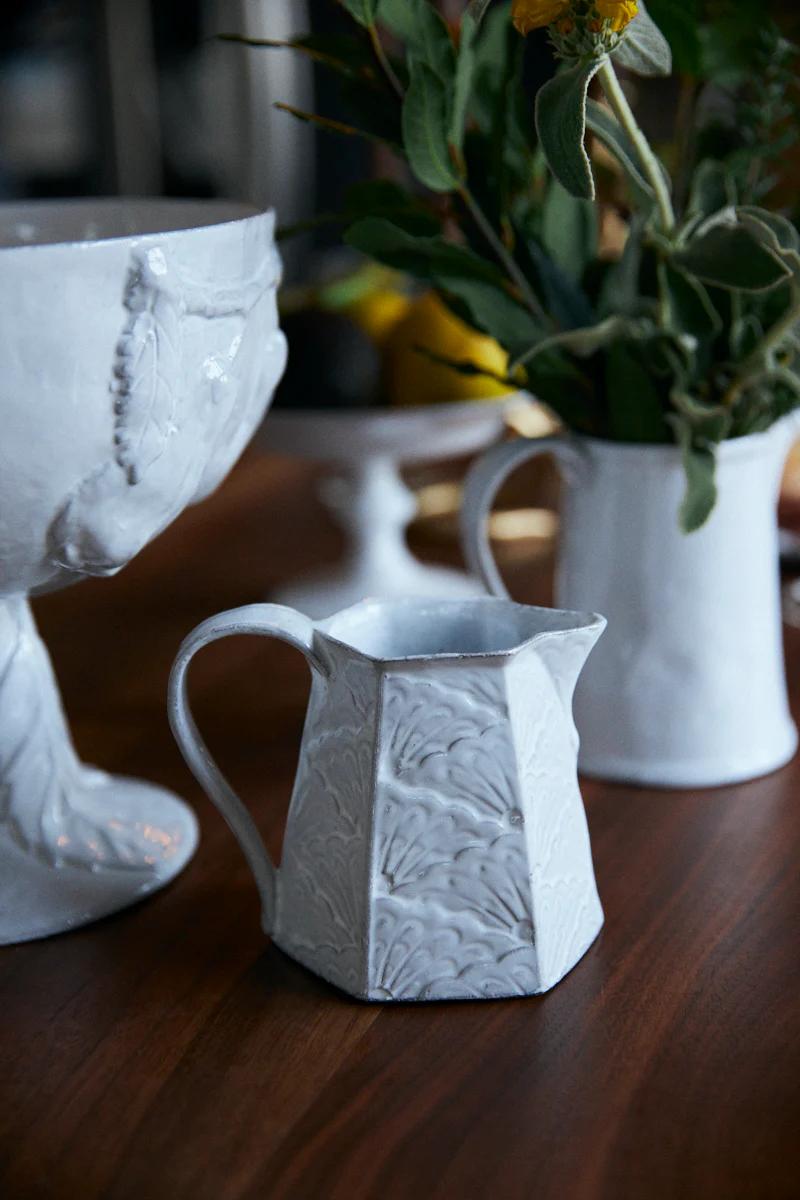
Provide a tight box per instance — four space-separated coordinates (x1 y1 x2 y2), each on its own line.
1 449 799 1200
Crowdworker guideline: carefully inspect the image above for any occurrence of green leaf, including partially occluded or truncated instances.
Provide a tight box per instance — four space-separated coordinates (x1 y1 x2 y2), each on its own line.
737 208 800 281
671 221 791 294
686 160 736 223
535 61 601 201
597 218 644 319
344 218 541 356
339 0 380 27
674 420 718 533
642 0 701 75
344 217 490 279
518 234 595 330
585 100 659 209
618 0 671 77
605 342 667 442
659 261 722 338
470 8 531 212
470 3 514 133
541 179 598 282
526 352 597 433
612 0 673 77
378 0 455 82
439 279 543 360
402 61 460 192
450 12 478 155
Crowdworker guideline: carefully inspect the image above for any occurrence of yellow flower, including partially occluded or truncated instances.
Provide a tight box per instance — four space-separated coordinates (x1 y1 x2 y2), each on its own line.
512 0 569 36
592 0 638 31
512 0 639 37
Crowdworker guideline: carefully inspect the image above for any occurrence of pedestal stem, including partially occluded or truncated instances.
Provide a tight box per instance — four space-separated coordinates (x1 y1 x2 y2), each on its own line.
319 457 421 580
0 594 198 945
0 596 85 865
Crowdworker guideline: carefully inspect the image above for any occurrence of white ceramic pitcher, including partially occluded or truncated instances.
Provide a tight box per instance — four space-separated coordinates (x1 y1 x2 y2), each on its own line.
461 422 800 788
168 597 606 1001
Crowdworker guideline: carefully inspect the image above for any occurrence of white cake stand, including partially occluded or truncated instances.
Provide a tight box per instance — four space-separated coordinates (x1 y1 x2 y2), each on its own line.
259 395 531 618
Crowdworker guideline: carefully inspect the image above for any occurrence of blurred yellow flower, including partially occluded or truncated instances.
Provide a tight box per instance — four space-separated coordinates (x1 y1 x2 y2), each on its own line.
592 0 638 31
512 0 569 35
512 0 639 36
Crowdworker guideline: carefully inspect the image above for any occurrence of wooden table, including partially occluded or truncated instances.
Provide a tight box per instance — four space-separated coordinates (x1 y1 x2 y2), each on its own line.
2 452 799 1200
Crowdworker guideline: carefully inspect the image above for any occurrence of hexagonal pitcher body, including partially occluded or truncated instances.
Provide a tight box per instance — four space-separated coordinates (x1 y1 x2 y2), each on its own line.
170 598 606 1001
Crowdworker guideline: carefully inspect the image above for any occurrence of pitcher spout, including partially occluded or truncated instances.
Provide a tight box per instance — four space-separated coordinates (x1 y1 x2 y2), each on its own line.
527 612 607 718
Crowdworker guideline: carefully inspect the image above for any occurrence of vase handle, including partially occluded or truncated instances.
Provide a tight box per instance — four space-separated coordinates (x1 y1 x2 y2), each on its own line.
460 435 585 598
168 603 327 936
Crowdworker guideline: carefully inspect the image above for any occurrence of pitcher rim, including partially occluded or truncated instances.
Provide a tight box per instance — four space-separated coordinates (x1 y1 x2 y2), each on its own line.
568 417 798 462
315 596 606 666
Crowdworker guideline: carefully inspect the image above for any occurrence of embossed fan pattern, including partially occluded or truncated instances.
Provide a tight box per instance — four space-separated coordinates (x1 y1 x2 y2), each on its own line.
270 610 604 1002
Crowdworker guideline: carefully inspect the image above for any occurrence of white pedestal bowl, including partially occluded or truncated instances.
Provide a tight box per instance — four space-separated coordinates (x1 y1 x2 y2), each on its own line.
260 396 529 618
0 199 287 943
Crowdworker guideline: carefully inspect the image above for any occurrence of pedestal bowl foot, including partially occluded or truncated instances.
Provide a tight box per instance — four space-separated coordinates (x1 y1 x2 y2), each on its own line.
0 771 198 945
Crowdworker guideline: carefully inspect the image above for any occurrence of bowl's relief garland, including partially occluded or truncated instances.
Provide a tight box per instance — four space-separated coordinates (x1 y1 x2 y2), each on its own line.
49 235 285 580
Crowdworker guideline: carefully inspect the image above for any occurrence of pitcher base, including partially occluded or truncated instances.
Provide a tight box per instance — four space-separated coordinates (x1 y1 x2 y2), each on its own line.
579 723 799 789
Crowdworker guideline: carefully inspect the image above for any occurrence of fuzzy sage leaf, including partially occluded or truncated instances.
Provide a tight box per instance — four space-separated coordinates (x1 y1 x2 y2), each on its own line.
671 221 791 293
378 0 455 82
737 208 800 280
675 422 718 533
659 262 722 338
402 60 460 192
535 61 602 201
344 217 542 356
541 181 598 283
450 12 478 155
585 100 659 209
612 0 673 77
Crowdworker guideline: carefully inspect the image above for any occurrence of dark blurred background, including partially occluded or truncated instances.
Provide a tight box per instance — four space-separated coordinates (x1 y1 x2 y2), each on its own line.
0 0 368 278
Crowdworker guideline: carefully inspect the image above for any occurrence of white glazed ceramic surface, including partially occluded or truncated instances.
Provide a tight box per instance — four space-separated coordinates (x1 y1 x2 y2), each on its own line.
0 198 287 943
169 596 605 1001
258 396 530 618
462 422 800 788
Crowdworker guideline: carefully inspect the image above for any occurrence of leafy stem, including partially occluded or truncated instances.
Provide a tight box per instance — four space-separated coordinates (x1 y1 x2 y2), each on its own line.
457 185 548 325
727 288 800 404
367 21 404 99
596 58 675 235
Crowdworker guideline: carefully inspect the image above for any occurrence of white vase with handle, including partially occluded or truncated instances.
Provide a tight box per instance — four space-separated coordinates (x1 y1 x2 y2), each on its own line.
461 421 799 788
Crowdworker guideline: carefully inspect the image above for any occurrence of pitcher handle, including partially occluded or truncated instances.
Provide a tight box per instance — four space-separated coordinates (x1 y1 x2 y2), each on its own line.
168 603 327 936
461 434 586 598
